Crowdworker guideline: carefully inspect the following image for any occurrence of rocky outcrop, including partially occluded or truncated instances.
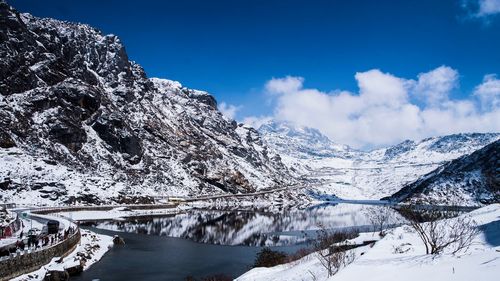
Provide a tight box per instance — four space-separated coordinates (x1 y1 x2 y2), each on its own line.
0 3 293 205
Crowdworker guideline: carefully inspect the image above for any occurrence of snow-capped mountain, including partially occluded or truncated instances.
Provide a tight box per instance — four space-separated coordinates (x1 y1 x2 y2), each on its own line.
258 121 352 160
0 3 292 205
385 139 500 206
344 133 499 201
367 133 500 163
259 120 499 203
0 2 497 207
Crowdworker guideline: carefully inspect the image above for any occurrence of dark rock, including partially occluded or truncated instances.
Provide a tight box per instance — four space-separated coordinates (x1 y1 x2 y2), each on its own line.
185 89 217 109
0 130 15 148
0 2 293 204
114 195 154 205
48 121 87 152
112 235 125 245
43 159 57 165
63 194 102 205
44 270 69 281
91 113 142 163
65 262 83 276
0 178 12 190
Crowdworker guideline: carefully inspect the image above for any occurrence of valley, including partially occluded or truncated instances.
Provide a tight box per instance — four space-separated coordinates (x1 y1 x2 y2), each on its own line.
0 1 499 281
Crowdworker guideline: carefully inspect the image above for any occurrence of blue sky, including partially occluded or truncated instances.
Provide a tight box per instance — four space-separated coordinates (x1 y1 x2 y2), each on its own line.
10 0 500 148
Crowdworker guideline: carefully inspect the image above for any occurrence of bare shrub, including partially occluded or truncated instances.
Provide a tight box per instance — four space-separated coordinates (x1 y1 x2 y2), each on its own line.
253 247 287 267
307 270 318 281
316 246 355 276
365 205 395 236
392 242 412 254
285 247 314 264
313 225 358 276
400 206 478 255
253 247 317 268
313 224 358 249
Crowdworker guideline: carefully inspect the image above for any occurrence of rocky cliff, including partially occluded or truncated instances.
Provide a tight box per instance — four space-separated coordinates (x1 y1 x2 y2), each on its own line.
0 2 292 205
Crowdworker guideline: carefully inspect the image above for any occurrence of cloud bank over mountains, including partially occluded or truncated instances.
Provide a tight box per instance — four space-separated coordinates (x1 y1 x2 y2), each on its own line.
241 66 500 149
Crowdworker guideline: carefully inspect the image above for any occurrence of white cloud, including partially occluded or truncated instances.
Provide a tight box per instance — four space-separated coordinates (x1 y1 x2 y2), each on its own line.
412 66 459 107
463 0 500 18
474 74 500 110
477 0 500 16
218 102 241 120
247 67 500 149
355 69 410 108
265 76 304 94
243 116 273 129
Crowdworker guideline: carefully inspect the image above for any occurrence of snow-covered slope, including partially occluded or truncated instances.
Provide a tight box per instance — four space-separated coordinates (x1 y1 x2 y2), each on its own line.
258 121 353 160
0 3 292 205
386 140 500 206
237 204 500 281
259 121 499 201
366 133 500 163
343 133 500 201
258 121 358 176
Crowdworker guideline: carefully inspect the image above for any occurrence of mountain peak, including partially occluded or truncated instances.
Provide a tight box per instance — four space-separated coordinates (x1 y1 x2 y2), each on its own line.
258 120 352 159
0 4 293 205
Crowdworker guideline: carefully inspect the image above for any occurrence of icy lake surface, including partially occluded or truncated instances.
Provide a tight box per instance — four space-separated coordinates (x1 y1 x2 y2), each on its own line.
72 203 399 281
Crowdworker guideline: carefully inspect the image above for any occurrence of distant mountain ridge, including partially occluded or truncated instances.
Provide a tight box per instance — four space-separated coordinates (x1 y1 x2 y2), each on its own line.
258 121 353 159
258 121 499 205
384 139 499 206
367 133 500 163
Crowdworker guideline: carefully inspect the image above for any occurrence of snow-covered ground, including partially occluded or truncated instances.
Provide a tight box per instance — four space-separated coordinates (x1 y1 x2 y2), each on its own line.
260 122 499 203
11 228 113 281
0 208 113 281
236 204 500 281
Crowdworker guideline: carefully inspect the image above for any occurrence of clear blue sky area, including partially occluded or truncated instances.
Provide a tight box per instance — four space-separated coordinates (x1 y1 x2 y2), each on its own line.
10 0 500 118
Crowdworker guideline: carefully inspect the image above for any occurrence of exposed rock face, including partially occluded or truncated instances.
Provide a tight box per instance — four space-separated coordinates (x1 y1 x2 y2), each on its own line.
0 3 292 205
385 140 500 206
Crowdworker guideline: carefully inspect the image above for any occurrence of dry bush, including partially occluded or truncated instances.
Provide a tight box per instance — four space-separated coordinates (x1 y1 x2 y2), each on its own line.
315 246 355 276
400 206 478 255
365 205 395 236
313 225 358 277
253 247 288 267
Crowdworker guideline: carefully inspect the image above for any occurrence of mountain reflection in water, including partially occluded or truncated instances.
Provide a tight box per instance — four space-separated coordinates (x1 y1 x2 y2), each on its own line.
88 203 402 246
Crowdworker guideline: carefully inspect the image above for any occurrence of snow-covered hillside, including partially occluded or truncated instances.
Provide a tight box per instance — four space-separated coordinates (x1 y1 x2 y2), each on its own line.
0 1 497 207
237 204 500 281
386 139 500 206
259 121 499 202
0 3 292 206
258 121 353 160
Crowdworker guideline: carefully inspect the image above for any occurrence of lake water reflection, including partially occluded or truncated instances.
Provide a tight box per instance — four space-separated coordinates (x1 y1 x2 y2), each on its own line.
74 203 399 280
89 202 396 246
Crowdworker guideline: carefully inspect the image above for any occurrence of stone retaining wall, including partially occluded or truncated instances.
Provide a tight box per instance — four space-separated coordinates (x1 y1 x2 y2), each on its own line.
0 230 81 281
